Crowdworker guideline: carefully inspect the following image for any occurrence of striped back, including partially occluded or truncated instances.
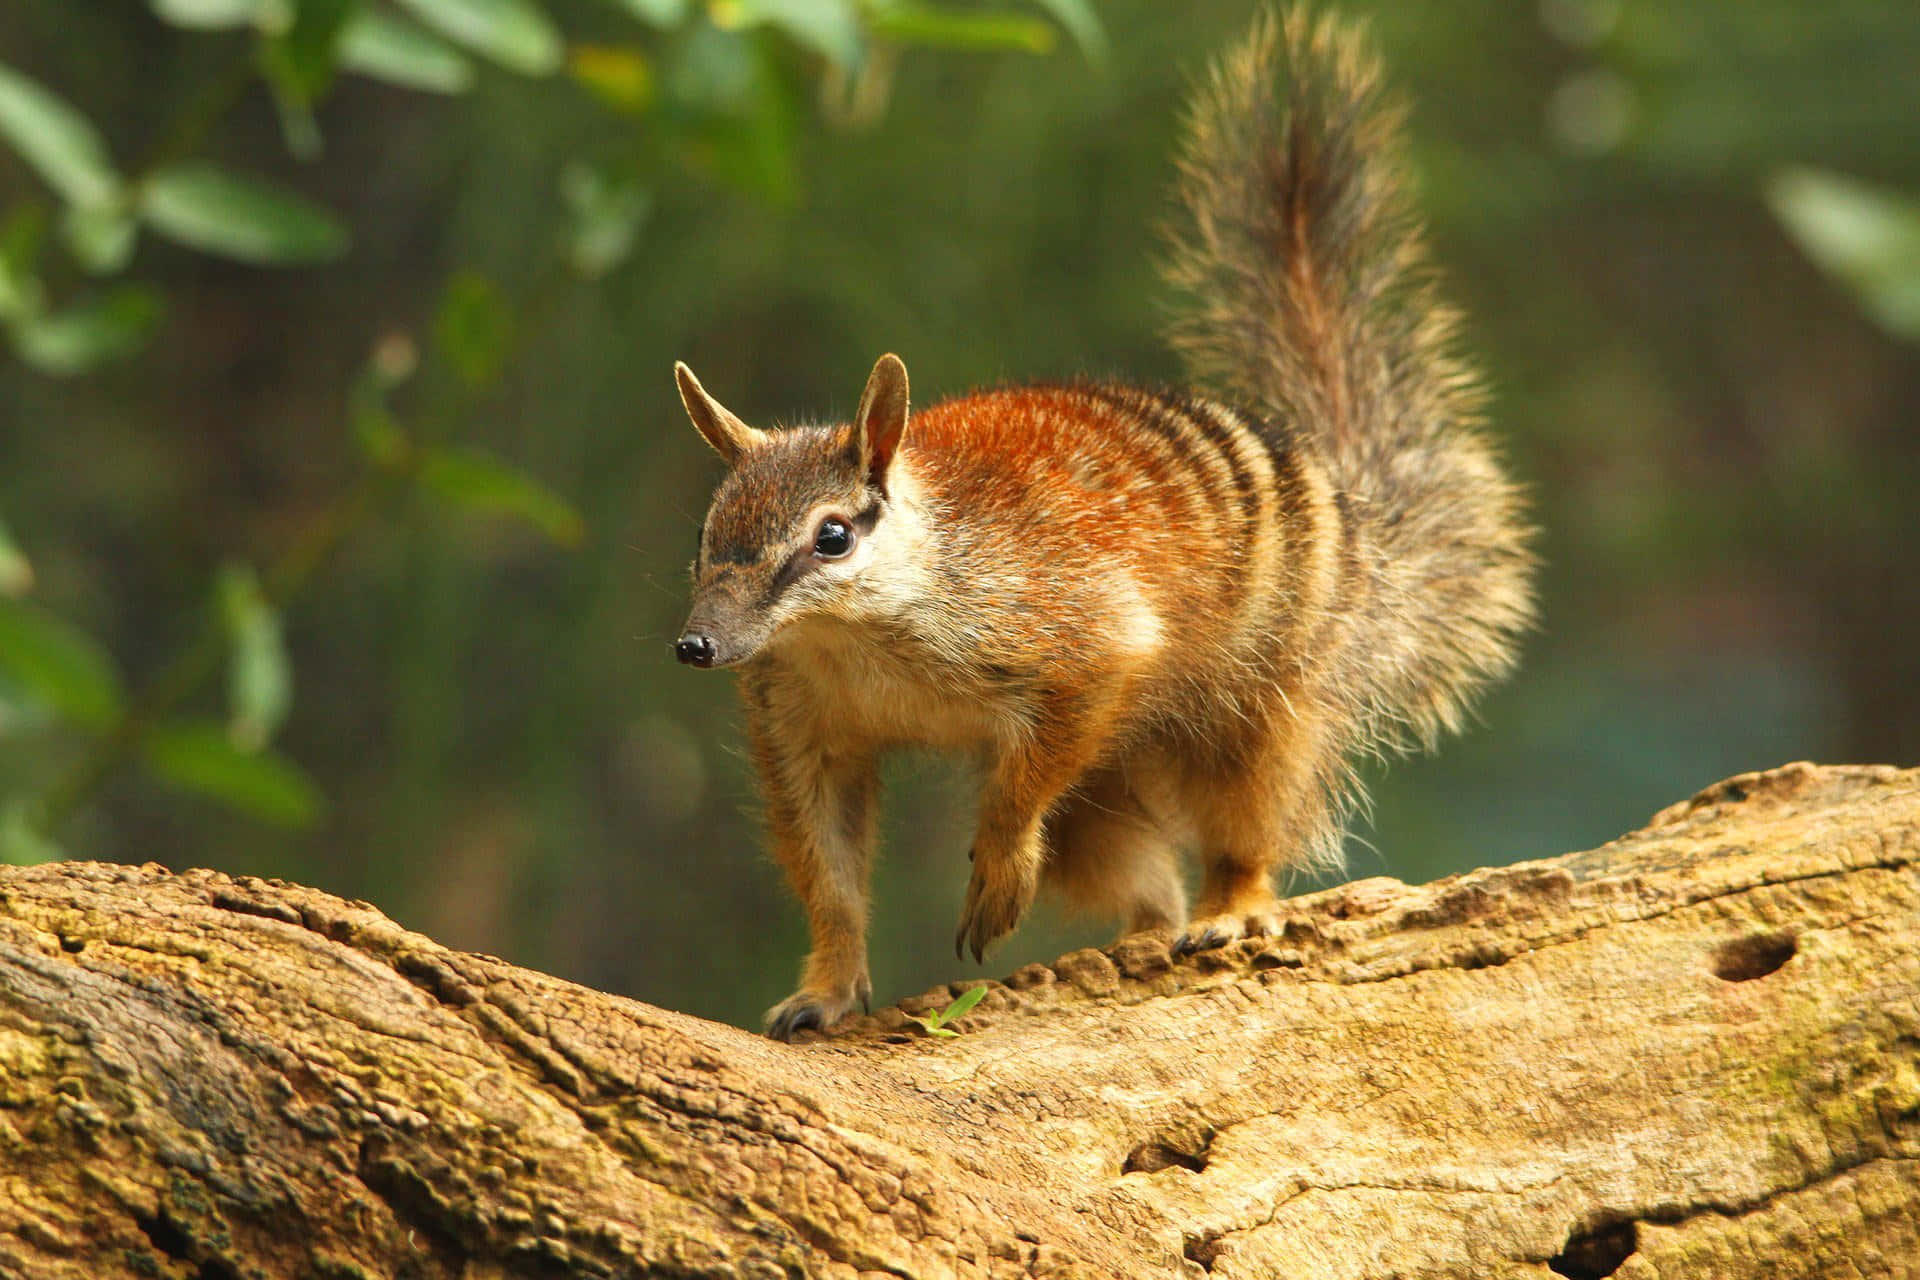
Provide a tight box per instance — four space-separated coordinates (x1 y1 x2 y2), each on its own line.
900 382 1346 701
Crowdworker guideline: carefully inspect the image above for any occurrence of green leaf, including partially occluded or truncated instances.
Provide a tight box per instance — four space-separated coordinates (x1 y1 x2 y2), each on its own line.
266 85 325 161
668 28 799 204
713 0 863 69
0 518 32 598
929 983 987 1027
610 0 686 26
60 202 137 275
908 984 988 1038
0 204 49 322
338 8 476 93
666 19 759 112
421 447 586 547
0 64 123 208
139 163 348 265
12 286 163 377
392 0 564 76
1025 0 1105 65
216 563 292 752
265 0 358 99
870 6 1054 54
432 269 512 386
353 406 409 467
1767 167 1920 342
144 720 324 828
1 803 63 866
150 0 275 28
0 598 124 729
560 161 649 278
569 44 654 113
260 0 359 158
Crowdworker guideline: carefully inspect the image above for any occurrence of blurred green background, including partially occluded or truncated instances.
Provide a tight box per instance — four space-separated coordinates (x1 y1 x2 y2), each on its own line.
1 0 1916 1029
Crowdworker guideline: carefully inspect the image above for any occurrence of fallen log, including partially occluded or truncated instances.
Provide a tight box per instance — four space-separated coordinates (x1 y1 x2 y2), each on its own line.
0 761 1915 1278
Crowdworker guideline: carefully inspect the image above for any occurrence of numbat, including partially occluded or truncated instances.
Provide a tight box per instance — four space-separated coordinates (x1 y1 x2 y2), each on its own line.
671 10 1534 1040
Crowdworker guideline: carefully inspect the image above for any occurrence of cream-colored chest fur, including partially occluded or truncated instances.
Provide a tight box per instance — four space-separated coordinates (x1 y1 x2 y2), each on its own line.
762 622 1016 756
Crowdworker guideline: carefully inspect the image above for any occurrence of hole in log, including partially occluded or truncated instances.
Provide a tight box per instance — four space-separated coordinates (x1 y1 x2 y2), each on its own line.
1123 1126 1213 1174
1713 931 1796 982
135 1212 192 1262
1548 1219 1637 1279
59 936 84 953
1455 944 1511 971
1183 1229 1224 1272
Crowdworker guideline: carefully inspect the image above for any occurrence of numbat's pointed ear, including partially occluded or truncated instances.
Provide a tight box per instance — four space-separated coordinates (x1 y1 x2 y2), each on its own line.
675 362 769 465
854 353 910 494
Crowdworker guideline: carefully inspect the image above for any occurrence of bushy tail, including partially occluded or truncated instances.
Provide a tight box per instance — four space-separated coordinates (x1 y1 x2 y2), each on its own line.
1163 8 1534 758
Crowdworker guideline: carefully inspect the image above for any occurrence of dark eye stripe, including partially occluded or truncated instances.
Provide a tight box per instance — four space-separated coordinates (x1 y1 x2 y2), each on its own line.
755 502 884 606
764 549 815 602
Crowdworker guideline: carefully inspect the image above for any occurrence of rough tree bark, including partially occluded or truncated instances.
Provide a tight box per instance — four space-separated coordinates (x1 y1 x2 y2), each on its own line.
0 761 1916 1280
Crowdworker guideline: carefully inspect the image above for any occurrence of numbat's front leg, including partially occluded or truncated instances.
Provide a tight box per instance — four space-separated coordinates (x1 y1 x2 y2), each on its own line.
765 966 873 1042
745 688 879 1041
956 712 1117 964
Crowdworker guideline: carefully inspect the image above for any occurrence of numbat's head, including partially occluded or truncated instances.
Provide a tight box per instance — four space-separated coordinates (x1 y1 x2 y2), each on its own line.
672 353 914 669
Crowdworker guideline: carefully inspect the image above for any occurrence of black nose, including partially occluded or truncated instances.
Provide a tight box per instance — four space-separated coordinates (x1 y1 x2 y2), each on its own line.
674 633 718 668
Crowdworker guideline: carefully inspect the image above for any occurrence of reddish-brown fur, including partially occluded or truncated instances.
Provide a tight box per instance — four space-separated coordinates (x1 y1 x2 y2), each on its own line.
906 387 1262 654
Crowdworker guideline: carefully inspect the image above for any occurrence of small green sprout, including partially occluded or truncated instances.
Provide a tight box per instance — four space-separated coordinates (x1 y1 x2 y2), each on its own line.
910 984 988 1038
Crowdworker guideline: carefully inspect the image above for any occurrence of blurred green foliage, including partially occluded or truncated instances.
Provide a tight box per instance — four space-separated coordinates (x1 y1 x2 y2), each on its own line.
0 0 1915 1029
0 0 1095 861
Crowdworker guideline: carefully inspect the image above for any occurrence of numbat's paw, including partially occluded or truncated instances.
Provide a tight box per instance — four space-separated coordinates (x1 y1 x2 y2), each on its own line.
1172 910 1281 958
953 862 1034 964
764 973 870 1042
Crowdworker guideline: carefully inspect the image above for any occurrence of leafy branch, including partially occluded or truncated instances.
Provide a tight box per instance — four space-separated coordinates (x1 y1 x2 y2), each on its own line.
0 0 1103 861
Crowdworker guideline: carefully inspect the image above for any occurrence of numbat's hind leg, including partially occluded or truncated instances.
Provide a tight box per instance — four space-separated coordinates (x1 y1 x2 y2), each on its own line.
1042 766 1185 937
1173 718 1333 956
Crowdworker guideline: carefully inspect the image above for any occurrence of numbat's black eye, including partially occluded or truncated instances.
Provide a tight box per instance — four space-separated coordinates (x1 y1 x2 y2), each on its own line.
813 517 854 559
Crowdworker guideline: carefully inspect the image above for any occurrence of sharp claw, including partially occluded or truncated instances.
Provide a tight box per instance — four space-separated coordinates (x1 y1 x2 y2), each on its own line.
766 998 825 1042
1172 927 1227 959
1171 924 1233 960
